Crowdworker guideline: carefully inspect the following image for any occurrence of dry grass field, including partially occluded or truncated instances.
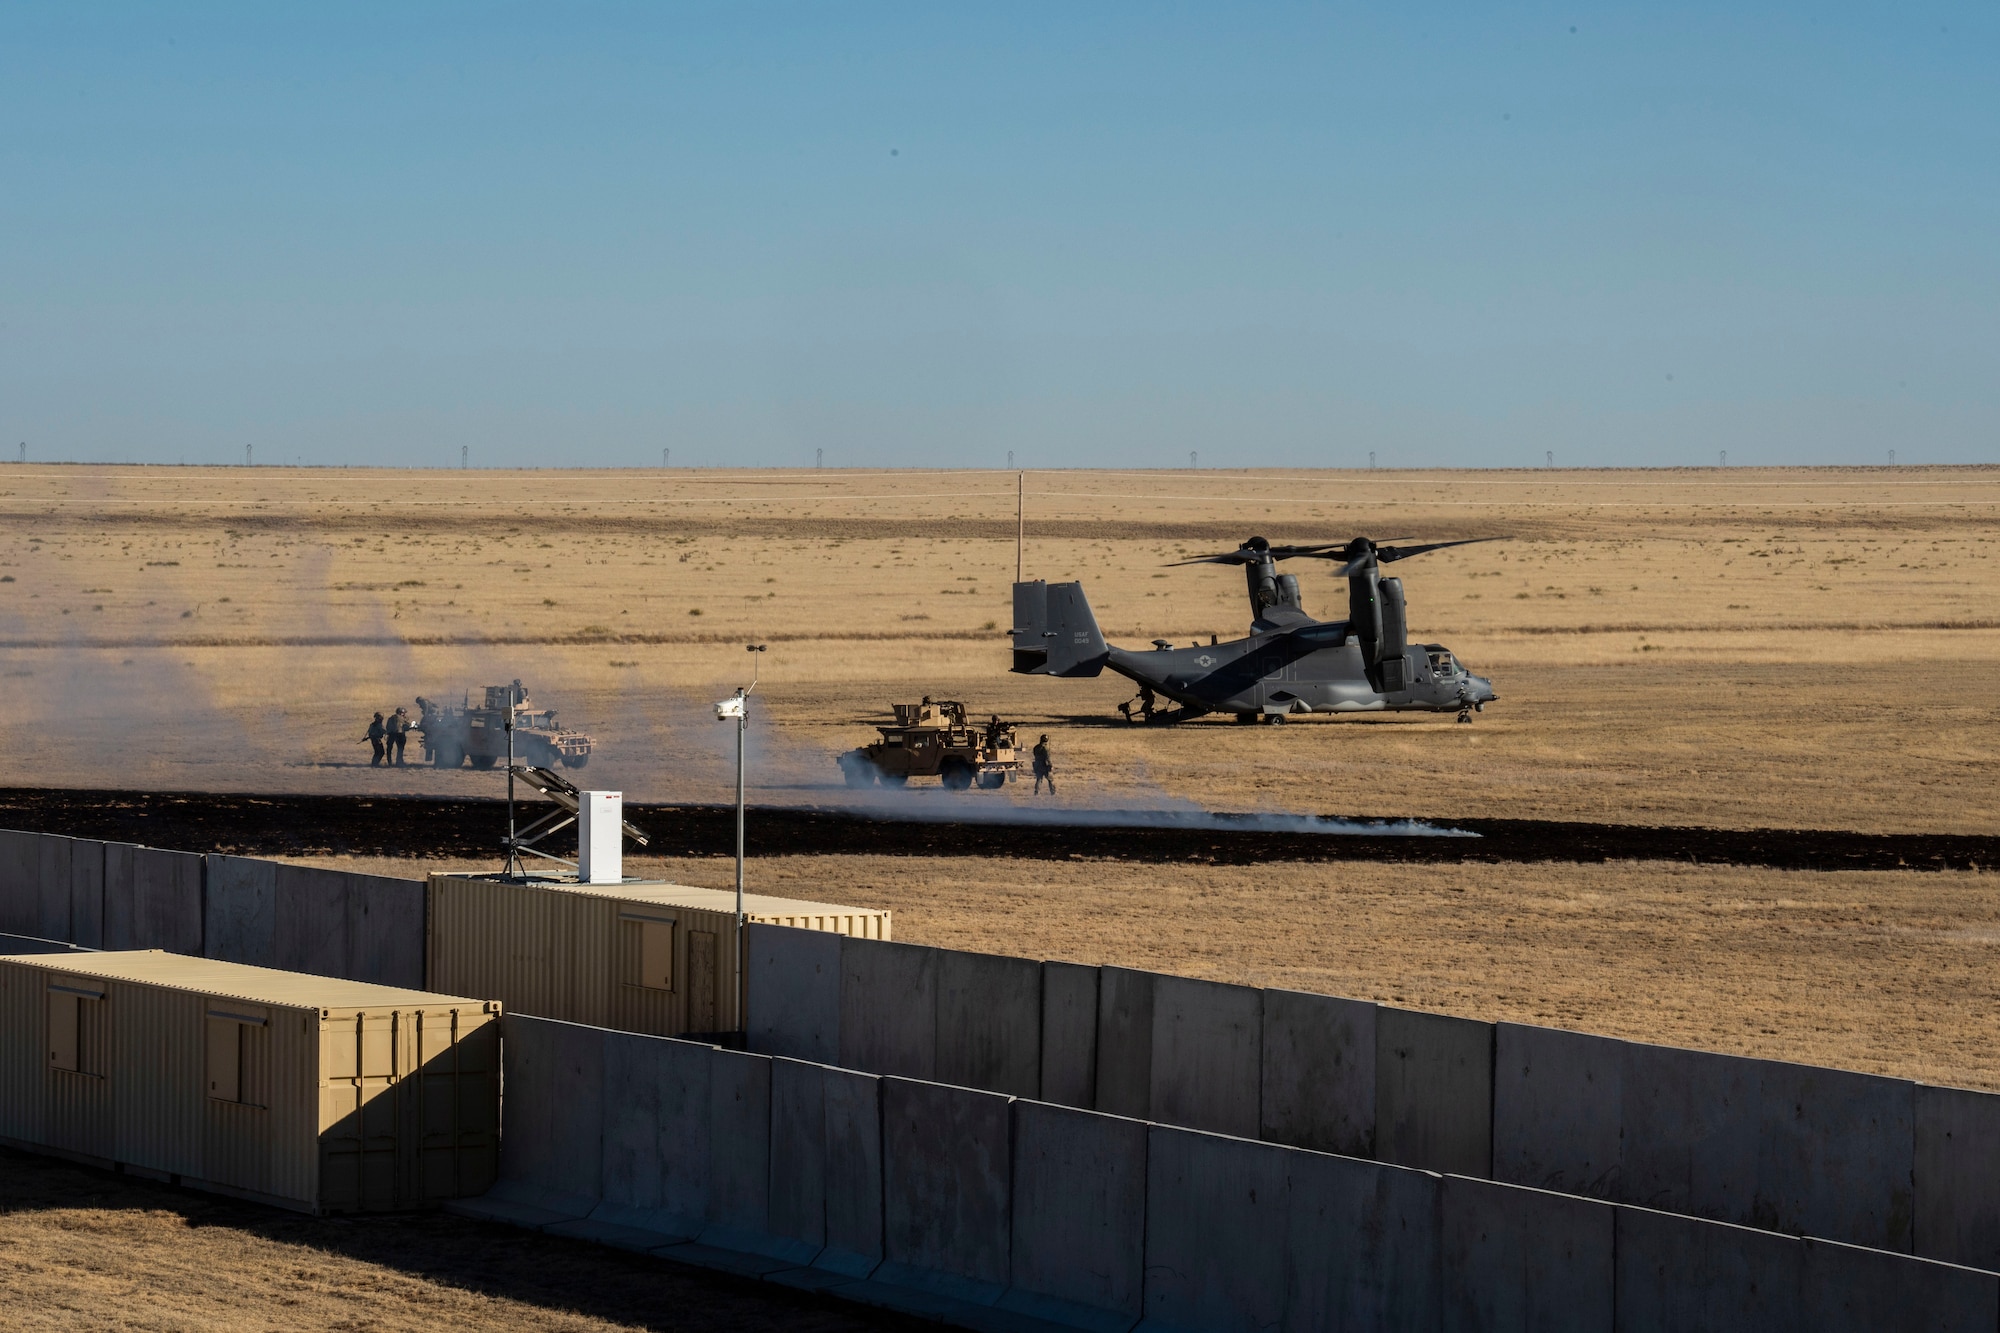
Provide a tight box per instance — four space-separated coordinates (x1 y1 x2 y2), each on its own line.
4 464 1998 1322
0 1148 904 1332
0 464 1994 833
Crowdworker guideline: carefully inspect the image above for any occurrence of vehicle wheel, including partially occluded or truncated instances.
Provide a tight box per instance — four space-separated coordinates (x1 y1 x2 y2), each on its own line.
839 753 877 788
940 761 974 791
976 771 1007 790
469 754 497 770
879 772 909 787
562 753 589 769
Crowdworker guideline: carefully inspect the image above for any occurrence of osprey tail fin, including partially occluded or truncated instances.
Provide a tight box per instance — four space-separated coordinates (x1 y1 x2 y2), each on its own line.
1011 580 1108 676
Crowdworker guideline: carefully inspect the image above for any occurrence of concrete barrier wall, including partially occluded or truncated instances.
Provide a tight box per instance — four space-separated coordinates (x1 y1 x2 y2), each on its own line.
1262 987 1375 1156
1144 1126 1291 1333
0 830 36 936
1615 1203 2000 1333
1497 1022 1919 1253
1441 1174 1614 1331
204 854 277 966
746 922 841 1064
750 929 2000 1270
105 845 202 953
1005 1099 1146 1329
474 1011 2000 1333
1093 966 1154 1119
33 835 71 942
268 863 426 989
881 1077 1013 1304
343 871 426 988
596 1026 709 1240
1493 1022 1625 1198
1285 1143 1440 1329
933 948 1040 1099
68 839 104 948
1376 1006 1493 1178
839 938 937 1080
0 833 425 986
1038 960 1098 1110
1149 974 1261 1140
0 830 107 946
1918 1083 2000 1271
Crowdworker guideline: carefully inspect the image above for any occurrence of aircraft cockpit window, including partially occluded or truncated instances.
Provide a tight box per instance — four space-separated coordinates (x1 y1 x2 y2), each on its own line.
1429 652 1458 676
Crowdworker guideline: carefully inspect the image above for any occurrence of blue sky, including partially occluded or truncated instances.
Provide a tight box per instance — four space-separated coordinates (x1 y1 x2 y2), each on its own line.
2 4 1993 469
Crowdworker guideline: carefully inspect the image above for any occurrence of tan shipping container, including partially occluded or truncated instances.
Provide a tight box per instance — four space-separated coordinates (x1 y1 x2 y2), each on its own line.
426 874 889 1037
0 950 499 1214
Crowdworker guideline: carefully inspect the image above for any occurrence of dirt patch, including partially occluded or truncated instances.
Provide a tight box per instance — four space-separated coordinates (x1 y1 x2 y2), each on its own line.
1 787 1991 873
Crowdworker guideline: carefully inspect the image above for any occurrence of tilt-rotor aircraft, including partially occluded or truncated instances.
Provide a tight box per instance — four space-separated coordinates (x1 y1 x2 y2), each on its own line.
1010 536 1500 724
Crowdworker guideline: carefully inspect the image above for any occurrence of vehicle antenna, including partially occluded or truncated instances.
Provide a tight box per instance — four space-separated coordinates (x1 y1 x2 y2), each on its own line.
1016 471 1025 582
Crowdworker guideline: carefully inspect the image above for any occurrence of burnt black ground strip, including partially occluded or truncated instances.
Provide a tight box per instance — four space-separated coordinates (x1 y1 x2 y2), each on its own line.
0 787 1990 872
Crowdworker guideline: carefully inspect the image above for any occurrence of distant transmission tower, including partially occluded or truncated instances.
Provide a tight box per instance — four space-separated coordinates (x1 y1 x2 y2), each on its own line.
816 448 823 468
663 448 670 468
1368 451 1375 469
1190 451 1198 469
462 445 468 469
1719 450 1727 467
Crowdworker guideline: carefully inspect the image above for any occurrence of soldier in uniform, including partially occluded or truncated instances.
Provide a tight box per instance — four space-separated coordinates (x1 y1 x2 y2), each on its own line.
364 713 386 767
1031 734 1055 795
387 707 411 766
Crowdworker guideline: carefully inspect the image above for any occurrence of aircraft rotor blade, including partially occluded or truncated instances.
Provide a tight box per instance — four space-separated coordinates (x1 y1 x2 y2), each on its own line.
1375 537 1506 563
1166 542 1347 567
1165 551 1259 566
1165 536 1499 569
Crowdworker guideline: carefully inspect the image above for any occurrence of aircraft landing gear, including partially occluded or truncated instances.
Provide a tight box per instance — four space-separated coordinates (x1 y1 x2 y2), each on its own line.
1457 694 1473 724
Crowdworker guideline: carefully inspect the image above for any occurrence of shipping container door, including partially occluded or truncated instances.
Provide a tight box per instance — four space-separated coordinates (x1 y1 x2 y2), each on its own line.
409 1010 497 1201
319 1011 404 1211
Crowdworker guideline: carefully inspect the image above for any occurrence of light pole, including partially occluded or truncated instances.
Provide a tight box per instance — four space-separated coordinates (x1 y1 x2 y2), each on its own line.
503 680 520 877
717 645 767 924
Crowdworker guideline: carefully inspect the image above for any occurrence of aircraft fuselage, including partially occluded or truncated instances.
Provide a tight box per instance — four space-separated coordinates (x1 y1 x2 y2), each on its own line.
1105 633 1495 717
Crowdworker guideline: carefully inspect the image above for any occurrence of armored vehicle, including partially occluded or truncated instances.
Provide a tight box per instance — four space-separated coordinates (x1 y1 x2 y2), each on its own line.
416 680 594 770
840 700 1018 791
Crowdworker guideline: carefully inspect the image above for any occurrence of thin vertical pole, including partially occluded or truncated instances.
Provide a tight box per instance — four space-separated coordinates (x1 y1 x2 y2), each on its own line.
1016 472 1024 583
504 691 517 877
734 689 746 922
